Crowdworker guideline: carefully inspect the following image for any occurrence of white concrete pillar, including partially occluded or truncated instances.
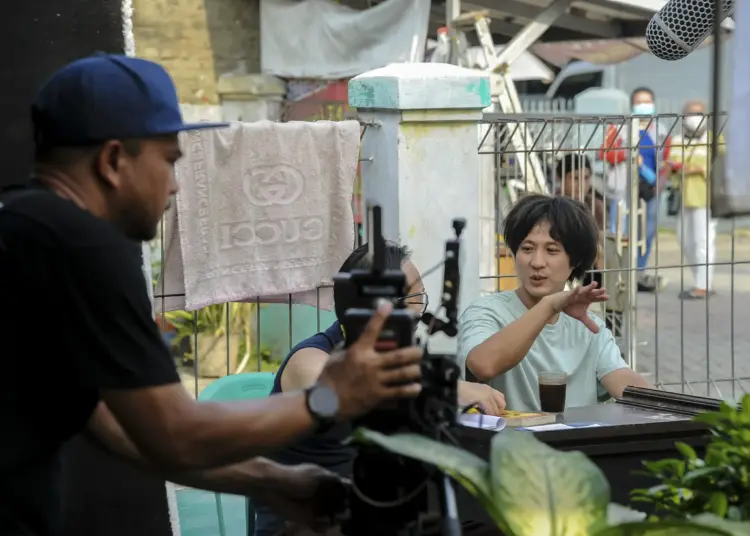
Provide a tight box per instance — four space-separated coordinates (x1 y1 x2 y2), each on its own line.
217 73 286 122
348 63 490 356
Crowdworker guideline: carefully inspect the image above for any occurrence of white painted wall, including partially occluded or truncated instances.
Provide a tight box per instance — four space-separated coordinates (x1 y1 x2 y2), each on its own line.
349 62 490 361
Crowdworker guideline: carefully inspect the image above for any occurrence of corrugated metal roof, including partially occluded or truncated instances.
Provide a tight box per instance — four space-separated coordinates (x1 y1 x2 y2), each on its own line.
460 0 660 38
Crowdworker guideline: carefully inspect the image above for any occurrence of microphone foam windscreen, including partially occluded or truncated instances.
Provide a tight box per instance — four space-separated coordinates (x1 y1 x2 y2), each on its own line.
647 0 734 61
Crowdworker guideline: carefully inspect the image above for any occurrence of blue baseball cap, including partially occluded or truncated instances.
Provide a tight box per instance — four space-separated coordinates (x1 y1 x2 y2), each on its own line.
31 53 227 147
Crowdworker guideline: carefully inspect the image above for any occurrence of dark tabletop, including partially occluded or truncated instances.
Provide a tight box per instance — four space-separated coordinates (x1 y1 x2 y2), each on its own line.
457 402 708 457
561 401 693 424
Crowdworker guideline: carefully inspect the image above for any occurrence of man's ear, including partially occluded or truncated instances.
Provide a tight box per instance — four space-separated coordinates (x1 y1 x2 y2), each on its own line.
94 140 127 189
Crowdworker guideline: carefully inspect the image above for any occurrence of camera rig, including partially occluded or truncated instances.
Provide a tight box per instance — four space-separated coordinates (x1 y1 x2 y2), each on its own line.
334 205 466 536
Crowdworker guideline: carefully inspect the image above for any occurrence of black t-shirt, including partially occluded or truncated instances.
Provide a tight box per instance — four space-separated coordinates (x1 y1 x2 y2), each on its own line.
0 187 180 535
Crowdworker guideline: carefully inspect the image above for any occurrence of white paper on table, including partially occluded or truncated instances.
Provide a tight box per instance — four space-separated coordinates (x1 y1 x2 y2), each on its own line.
458 414 507 431
519 423 603 432
521 423 572 432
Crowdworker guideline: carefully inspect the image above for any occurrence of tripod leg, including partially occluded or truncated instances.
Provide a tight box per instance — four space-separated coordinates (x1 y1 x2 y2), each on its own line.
441 474 462 536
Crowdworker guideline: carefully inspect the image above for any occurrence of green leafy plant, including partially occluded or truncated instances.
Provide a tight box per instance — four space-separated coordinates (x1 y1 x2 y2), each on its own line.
594 514 750 536
631 395 750 522
167 303 253 343
353 425 750 536
166 303 256 375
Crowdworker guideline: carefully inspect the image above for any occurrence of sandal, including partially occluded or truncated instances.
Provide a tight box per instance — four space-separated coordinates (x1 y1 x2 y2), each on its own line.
679 289 713 300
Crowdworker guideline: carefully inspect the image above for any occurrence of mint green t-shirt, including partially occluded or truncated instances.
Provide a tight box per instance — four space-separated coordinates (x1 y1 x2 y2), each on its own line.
457 291 628 412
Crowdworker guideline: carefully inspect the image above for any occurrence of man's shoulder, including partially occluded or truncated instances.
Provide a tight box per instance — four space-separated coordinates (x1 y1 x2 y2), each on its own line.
461 290 523 322
274 321 340 392
0 190 145 293
465 291 520 314
284 322 341 365
0 189 127 248
322 320 343 345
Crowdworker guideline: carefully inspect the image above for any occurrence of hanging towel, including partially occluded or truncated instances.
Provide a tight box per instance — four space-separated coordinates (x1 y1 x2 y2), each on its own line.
154 120 359 312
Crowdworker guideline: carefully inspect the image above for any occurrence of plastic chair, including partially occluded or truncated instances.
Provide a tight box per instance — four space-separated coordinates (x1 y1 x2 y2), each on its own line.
197 372 276 536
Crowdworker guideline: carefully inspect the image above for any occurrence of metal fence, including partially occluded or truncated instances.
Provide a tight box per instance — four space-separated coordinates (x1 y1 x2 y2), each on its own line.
518 97 700 116
478 111 749 401
151 109 748 403
151 234 340 397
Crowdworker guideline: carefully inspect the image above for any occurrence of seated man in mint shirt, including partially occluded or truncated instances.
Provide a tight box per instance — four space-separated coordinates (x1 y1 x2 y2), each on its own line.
457 194 649 412
256 242 506 536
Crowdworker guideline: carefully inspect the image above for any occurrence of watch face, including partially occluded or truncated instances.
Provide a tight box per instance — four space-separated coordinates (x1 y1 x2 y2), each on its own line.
309 385 340 420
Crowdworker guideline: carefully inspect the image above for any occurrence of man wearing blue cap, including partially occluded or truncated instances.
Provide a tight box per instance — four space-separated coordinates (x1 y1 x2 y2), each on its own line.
0 55 424 536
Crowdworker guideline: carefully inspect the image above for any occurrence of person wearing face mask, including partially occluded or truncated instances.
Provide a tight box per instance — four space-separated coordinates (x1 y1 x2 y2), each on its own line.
599 87 672 293
666 100 723 300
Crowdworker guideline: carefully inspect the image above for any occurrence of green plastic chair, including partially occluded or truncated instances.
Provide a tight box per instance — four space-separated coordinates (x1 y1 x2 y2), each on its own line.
197 372 276 536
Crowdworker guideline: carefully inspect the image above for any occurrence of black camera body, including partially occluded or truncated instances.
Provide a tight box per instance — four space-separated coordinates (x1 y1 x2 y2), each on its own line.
336 206 465 536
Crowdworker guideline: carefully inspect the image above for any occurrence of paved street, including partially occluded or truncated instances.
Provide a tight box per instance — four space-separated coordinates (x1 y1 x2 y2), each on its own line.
631 231 750 400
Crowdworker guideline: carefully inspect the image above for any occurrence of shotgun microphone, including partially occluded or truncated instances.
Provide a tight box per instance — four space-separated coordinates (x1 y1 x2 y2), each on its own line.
646 0 734 61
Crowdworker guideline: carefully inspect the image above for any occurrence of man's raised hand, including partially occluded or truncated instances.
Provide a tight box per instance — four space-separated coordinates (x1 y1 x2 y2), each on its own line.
318 302 423 421
544 282 609 334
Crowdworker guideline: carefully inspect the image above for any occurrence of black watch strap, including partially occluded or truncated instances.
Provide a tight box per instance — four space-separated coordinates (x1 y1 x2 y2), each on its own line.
305 384 339 433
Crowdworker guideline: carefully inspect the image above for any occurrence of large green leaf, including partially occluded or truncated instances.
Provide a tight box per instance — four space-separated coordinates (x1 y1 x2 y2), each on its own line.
689 514 750 536
351 428 502 525
489 431 611 536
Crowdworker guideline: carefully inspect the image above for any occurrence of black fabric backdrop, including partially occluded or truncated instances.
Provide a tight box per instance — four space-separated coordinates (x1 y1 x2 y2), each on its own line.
3 0 124 187
5 2 173 535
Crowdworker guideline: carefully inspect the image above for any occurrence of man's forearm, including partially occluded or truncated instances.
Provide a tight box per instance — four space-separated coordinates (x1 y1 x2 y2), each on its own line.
467 299 555 381
175 457 288 497
157 456 284 497
87 402 288 497
187 393 316 467
102 388 316 470
601 368 650 400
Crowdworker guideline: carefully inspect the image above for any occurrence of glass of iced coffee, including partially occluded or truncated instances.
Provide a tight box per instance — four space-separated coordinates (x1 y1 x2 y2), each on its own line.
538 371 568 413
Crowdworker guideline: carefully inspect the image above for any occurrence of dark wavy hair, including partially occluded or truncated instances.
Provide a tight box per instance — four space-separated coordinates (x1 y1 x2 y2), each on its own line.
555 152 591 179
503 194 599 282
333 241 412 320
631 86 654 104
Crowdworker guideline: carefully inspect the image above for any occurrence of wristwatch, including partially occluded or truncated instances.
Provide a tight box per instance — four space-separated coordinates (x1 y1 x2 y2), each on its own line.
305 384 340 432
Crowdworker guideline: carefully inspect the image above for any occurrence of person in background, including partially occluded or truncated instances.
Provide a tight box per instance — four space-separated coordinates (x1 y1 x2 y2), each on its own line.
556 153 605 231
599 87 672 293
458 194 649 412
555 153 625 335
255 242 506 536
667 100 722 300
556 153 604 287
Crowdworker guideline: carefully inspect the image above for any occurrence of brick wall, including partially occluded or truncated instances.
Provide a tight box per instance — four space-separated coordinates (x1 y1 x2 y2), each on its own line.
131 0 260 106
